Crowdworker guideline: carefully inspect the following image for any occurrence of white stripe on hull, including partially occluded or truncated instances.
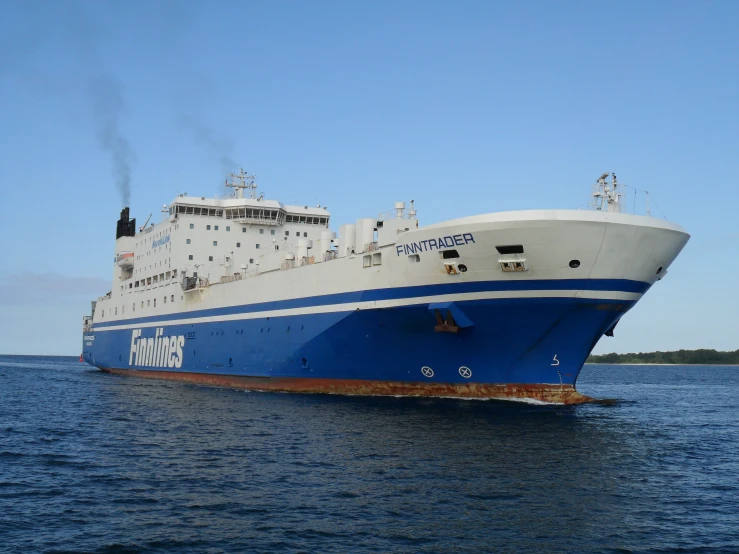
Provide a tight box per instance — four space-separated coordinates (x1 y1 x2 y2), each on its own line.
93 289 641 332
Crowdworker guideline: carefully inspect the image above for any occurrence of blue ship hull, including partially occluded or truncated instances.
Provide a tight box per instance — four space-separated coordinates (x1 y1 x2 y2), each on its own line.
83 279 643 403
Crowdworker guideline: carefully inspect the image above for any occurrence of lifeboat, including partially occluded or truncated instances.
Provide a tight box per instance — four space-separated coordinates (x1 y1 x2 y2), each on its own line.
116 251 134 269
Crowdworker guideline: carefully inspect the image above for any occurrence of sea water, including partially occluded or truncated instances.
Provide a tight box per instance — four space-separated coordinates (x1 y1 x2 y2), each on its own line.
1 356 737 553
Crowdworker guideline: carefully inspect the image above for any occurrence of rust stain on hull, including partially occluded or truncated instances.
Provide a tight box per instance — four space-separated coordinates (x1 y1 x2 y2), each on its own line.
100 367 596 405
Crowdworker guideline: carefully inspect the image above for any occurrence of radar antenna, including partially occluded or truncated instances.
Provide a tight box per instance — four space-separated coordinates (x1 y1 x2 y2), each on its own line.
590 172 622 213
226 168 258 199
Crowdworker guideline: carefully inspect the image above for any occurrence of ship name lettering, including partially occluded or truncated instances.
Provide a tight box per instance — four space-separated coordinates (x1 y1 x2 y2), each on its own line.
152 235 170 249
395 233 474 256
129 328 184 369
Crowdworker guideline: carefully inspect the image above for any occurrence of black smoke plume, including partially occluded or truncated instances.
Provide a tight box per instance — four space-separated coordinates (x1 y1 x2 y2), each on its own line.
179 115 237 176
89 74 134 206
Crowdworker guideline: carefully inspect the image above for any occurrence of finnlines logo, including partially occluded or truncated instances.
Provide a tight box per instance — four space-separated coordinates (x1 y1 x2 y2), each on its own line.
129 328 185 368
152 235 170 248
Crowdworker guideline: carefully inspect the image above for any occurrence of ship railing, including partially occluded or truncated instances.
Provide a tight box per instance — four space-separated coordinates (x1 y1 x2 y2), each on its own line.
219 274 243 284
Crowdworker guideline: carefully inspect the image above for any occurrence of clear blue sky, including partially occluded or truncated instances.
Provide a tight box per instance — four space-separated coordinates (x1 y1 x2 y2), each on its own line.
0 0 737 355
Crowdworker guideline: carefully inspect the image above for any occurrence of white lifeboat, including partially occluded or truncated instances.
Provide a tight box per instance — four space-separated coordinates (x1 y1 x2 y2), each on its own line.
116 251 134 269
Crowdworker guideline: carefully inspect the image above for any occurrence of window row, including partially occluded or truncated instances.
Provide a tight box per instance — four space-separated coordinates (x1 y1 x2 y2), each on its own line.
285 215 328 225
187 255 255 264
133 270 178 288
171 205 223 217
102 293 182 318
186 242 261 254
225 208 283 222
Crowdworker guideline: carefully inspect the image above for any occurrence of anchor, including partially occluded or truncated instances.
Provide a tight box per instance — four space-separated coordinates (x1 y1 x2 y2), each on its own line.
434 309 460 333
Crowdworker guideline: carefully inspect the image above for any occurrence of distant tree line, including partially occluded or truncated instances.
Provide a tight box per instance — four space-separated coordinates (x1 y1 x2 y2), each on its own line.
587 349 739 364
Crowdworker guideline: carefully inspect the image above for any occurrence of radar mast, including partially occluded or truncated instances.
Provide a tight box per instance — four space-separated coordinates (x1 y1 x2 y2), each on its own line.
590 172 622 213
226 168 259 199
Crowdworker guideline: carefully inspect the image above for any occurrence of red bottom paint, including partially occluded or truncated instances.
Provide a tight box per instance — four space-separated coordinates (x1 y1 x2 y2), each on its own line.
100 367 596 405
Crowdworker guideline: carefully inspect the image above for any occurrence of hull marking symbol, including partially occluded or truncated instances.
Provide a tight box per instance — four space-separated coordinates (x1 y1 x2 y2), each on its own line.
421 366 434 378
459 366 472 379
551 354 560 366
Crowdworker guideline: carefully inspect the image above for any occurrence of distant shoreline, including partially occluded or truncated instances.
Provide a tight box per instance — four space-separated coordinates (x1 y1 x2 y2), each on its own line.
586 362 739 366
587 349 738 365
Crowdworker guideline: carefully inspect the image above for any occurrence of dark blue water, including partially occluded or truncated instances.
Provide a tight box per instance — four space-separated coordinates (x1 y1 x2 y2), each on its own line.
1 357 737 553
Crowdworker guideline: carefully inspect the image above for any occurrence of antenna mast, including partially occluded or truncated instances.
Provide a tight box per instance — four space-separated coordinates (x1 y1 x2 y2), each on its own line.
226 168 258 199
590 172 622 213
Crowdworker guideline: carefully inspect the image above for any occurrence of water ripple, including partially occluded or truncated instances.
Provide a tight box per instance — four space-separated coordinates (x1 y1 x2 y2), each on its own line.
0 356 738 552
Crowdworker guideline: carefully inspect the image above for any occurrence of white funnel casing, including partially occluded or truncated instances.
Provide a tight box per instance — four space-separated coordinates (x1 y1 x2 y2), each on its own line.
355 218 375 254
318 230 336 262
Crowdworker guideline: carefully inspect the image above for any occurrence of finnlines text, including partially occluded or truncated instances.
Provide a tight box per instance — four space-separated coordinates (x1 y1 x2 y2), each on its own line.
152 235 170 248
396 233 475 256
129 328 184 368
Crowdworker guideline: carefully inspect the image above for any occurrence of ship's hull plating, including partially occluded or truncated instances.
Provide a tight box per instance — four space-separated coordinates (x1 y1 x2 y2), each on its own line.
84 289 637 404
83 210 690 404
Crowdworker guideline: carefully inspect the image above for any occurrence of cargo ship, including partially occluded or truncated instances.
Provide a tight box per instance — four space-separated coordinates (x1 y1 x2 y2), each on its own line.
82 172 689 403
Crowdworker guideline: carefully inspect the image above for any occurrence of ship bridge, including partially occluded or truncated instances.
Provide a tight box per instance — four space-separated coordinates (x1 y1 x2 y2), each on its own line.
168 169 329 228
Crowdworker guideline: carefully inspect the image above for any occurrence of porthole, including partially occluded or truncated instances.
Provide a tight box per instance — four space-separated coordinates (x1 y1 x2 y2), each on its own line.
458 264 468 272
569 260 581 268
656 266 663 275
